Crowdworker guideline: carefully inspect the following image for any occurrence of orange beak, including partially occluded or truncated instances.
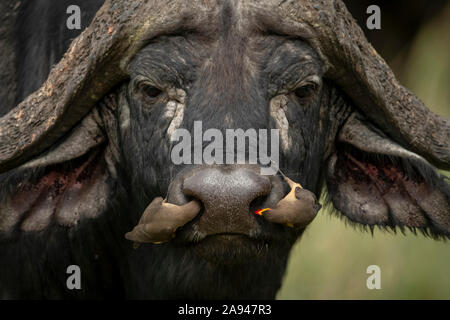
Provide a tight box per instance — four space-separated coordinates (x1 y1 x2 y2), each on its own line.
254 208 271 216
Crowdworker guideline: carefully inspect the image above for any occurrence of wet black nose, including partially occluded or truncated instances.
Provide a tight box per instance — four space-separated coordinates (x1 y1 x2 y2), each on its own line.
167 165 285 235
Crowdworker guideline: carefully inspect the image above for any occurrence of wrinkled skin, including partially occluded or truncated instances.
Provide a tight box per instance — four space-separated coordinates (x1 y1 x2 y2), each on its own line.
0 1 448 300
115 12 341 298
1 2 344 299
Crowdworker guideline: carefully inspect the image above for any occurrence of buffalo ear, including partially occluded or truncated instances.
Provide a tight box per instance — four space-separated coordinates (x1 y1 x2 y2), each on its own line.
0 103 117 234
326 113 450 238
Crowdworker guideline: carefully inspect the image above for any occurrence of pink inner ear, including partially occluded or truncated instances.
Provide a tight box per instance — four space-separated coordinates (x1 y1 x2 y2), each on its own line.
343 152 407 195
333 150 431 228
10 150 108 232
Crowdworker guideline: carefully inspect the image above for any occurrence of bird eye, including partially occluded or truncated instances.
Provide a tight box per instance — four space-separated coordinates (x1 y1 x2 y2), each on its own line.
294 83 317 100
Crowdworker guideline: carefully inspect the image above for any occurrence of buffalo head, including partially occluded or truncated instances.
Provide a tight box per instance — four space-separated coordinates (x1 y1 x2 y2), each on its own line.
0 0 448 299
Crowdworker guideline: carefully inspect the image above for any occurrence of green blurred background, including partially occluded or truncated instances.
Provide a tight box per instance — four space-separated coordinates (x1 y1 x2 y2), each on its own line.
277 3 450 299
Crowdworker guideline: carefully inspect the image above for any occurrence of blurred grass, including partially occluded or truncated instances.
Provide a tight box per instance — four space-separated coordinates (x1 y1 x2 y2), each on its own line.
277 5 450 299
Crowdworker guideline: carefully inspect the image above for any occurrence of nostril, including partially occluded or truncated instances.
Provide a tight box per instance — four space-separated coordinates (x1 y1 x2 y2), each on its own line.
249 195 269 214
183 193 205 212
184 194 197 203
176 193 206 232
183 187 205 206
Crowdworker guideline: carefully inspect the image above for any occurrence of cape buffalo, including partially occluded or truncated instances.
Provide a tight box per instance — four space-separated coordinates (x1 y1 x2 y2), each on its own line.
0 0 448 299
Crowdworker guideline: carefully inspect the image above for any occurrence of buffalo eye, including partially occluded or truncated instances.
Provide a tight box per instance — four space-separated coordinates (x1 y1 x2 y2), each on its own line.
142 85 163 100
294 83 317 100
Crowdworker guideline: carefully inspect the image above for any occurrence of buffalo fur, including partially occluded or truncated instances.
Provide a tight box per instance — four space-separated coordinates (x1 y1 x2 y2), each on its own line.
0 0 448 299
